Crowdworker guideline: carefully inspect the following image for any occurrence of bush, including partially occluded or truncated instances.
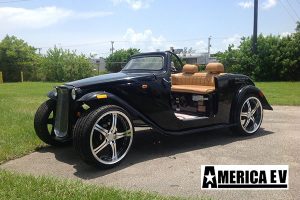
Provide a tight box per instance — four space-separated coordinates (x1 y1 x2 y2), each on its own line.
40 47 94 82
216 33 300 81
0 35 39 82
105 48 140 72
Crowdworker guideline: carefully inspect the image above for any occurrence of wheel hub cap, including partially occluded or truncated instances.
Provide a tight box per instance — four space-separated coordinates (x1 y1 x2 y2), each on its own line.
90 111 133 165
107 133 116 141
240 97 263 134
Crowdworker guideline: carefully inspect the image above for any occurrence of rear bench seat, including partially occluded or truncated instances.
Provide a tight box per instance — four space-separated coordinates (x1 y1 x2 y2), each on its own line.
171 63 224 94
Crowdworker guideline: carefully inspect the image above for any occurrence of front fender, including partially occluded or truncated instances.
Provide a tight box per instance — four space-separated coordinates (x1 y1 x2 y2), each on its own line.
76 91 185 134
76 91 108 102
47 89 57 100
76 91 142 119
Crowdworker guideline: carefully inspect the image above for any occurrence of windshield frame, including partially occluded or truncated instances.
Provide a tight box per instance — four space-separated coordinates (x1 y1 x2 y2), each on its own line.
121 55 166 72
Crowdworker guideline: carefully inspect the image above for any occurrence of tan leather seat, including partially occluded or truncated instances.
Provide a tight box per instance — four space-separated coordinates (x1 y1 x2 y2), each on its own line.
171 63 224 94
205 62 224 74
171 85 215 94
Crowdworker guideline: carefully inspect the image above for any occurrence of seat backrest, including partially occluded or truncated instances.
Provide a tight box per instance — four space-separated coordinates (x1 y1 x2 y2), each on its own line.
171 63 224 86
171 72 215 86
194 73 215 86
205 63 224 74
182 64 198 74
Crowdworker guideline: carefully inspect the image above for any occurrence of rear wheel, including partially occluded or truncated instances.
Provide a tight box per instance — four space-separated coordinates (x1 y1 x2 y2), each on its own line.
231 95 263 136
73 105 134 169
34 99 71 146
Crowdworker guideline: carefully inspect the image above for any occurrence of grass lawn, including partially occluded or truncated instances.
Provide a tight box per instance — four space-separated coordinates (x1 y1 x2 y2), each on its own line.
0 170 182 200
0 82 59 163
256 82 300 106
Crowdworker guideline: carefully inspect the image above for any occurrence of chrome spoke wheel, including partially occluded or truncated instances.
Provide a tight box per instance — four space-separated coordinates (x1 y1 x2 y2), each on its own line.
90 111 133 165
240 96 263 134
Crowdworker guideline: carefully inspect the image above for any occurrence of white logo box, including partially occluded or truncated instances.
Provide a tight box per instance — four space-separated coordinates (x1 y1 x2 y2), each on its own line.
200 165 289 190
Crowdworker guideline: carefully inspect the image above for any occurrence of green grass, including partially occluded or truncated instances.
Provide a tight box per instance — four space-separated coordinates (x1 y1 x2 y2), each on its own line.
256 82 300 106
0 82 59 163
0 170 183 200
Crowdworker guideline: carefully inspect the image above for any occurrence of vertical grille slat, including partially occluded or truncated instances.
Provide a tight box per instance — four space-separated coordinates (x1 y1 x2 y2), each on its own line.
54 87 69 138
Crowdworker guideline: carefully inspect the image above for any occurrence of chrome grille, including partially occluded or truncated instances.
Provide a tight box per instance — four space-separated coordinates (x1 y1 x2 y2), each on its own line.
54 87 69 138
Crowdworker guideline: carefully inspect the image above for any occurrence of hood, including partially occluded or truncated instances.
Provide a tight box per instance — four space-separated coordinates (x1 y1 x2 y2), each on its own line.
65 72 152 88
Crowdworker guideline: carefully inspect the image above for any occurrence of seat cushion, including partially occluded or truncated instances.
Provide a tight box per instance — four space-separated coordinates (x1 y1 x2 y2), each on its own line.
171 85 215 94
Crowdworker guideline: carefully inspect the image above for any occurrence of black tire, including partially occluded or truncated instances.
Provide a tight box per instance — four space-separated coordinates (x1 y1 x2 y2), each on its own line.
34 99 71 146
73 105 134 169
231 94 263 136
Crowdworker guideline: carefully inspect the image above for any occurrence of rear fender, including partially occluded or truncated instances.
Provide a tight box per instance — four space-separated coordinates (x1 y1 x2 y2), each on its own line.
230 85 273 122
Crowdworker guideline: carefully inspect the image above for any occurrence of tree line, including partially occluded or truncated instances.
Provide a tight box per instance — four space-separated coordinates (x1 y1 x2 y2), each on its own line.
216 23 300 81
0 35 94 82
0 35 141 82
0 22 299 82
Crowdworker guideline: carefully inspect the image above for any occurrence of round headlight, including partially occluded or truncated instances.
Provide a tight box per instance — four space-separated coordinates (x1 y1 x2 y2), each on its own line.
71 88 76 100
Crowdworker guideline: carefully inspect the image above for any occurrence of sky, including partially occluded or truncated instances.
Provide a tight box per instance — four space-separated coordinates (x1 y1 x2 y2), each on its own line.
0 0 299 57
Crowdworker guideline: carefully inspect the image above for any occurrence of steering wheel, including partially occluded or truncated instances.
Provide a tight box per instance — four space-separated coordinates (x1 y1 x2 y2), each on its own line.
165 51 183 73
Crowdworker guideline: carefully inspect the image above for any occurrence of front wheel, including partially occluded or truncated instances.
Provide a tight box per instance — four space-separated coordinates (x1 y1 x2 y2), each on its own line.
73 105 134 169
231 95 263 136
34 99 71 146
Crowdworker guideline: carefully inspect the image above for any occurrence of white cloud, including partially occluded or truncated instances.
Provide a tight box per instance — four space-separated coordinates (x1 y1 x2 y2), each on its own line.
111 0 152 10
74 11 114 19
238 1 254 9
280 32 291 37
238 0 277 10
195 40 206 52
0 6 113 31
123 28 166 51
222 34 241 49
196 40 205 46
262 0 277 10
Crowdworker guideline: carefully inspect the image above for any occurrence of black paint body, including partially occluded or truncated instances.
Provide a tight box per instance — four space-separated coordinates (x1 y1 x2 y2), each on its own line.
48 52 272 135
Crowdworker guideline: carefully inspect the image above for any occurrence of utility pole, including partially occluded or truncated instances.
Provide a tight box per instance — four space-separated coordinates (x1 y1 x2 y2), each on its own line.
208 36 212 64
253 0 258 54
37 48 41 55
110 41 115 54
208 36 212 57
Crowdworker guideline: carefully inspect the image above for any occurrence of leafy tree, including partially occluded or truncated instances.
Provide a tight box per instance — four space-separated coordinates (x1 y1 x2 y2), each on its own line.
0 35 39 82
105 48 140 72
216 32 300 81
41 47 94 81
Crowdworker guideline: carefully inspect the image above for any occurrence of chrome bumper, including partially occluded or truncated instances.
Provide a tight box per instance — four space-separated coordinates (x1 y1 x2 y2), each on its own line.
54 87 70 138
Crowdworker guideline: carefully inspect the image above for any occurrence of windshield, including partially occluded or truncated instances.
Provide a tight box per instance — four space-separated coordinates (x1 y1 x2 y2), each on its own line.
122 56 164 71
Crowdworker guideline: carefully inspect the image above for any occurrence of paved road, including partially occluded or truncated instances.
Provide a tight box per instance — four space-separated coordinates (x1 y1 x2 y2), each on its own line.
1 106 299 200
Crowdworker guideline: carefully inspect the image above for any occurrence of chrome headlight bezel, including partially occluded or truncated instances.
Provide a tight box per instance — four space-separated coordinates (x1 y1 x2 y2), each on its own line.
53 88 58 97
71 88 77 100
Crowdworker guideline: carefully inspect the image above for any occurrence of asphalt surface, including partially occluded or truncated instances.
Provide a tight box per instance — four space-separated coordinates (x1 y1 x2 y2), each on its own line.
1 106 299 200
